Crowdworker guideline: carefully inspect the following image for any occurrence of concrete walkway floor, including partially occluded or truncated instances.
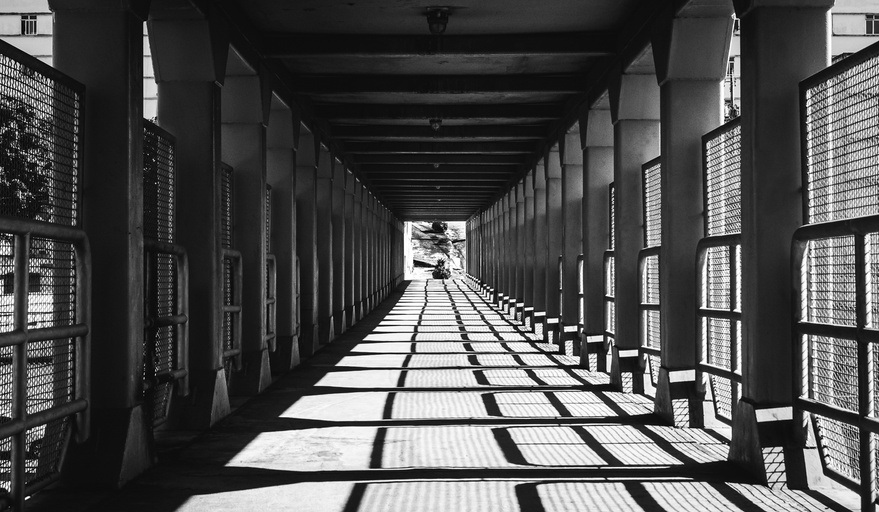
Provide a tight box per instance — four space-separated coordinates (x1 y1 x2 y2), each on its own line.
33 279 854 512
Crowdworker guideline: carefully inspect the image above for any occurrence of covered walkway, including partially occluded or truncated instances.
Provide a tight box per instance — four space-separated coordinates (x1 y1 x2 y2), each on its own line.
34 280 851 511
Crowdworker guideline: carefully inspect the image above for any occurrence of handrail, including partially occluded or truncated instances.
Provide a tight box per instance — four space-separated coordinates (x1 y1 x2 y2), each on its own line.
265 254 277 352
144 239 190 397
222 248 243 370
792 214 879 504
0 215 91 507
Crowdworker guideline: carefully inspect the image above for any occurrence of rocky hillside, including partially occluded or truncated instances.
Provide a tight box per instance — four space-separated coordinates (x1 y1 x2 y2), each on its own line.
411 221 466 276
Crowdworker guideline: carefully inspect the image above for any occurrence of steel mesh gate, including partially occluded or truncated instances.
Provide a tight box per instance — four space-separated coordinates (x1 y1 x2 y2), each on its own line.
0 40 90 510
697 119 743 423
796 41 879 510
142 120 188 428
640 158 661 385
220 164 242 383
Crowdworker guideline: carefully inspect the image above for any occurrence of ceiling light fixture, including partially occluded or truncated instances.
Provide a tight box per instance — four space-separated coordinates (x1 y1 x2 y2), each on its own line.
426 7 450 35
429 118 442 131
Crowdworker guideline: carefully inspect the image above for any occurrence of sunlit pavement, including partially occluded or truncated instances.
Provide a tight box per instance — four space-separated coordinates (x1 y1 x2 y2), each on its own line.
36 279 854 511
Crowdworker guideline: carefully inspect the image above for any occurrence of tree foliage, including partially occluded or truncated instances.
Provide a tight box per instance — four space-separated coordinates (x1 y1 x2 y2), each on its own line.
0 94 51 221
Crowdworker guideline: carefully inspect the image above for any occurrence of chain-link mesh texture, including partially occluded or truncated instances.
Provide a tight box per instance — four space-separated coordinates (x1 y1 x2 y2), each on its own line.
804 57 879 225
142 120 176 427
0 52 80 226
867 233 878 329
608 183 615 250
221 164 233 249
641 254 660 353
0 45 83 496
709 375 735 422
642 161 661 248
605 258 614 338
705 122 741 237
265 184 272 254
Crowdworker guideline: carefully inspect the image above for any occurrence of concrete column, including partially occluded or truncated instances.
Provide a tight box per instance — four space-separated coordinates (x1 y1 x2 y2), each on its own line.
149 10 230 428
581 108 614 370
491 203 501 303
364 194 374 312
266 101 301 374
545 147 563 347
332 161 347 335
561 130 584 355
609 71 660 393
359 186 369 316
296 129 319 356
506 191 517 313
515 182 526 321
51 0 151 486
651 10 733 427
500 192 512 311
344 172 356 327
353 185 364 319
222 68 270 396
315 150 334 345
523 171 536 329
533 160 548 336
730 0 833 488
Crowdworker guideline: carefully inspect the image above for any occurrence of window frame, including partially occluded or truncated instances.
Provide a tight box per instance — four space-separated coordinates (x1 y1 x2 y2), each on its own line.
20 14 38 36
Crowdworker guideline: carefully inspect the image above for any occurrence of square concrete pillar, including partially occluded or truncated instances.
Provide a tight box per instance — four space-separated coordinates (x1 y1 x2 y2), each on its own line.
332 160 347 335
651 11 733 428
150 8 231 429
515 183 526 322
561 130 584 355
523 171 536 329
532 160 548 337
296 129 320 357
222 70 271 397
730 0 833 490
316 149 334 345
609 71 660 393
580 108 614 371
50 0 152 487
544 147 563 348
344 172 356 327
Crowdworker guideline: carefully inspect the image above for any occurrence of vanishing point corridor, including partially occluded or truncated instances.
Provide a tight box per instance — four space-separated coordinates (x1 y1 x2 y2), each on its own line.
40 280 851 512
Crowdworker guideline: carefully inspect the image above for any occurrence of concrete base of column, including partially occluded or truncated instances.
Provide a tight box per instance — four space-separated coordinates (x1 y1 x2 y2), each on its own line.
299 319 320 358
320 316 336 345
355 301 365 321
532 311 546 338
543 318 560 349
230 348 272 396
169 368 231 429
270 334 301 373
333 311 347 336
345 306 355 328
729 399 822 489
578 334 607 372
654 368 703 428
610 346 644 394
63 405 152 488
523 308 534 331
560 325 579 356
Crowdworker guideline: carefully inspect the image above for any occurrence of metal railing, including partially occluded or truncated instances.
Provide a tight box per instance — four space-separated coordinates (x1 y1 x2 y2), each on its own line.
577 254 585 336
793 215 879 508
143 240 189 427
638 246 661 385
0 218 90 510
222 248 243 372
604 250 615 345
265 254 277 352
696 234 741 423
699 117 742 423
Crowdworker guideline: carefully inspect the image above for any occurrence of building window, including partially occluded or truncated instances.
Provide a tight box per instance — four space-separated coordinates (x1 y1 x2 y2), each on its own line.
733 18 740 34
727 57 735 78
867 14 879 35
20 15 37 35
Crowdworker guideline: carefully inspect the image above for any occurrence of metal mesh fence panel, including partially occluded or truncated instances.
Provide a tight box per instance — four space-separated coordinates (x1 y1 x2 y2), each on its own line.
806 237 857 327
221 164 233 249
609 184 615 250
709 375 734 422
265 184 272 253
642 160 661 248
0 41 85 500
815 414 860 482
868 232 878 329
804 55 879 225
142 120 176 427
705 122 742 237
0 51 80 226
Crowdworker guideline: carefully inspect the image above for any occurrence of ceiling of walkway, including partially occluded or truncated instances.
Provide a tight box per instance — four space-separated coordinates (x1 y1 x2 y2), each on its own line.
220 0 664 221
